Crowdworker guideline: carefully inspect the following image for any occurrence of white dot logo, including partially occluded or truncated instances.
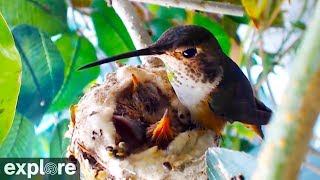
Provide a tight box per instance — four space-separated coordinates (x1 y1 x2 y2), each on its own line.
44 162 57 175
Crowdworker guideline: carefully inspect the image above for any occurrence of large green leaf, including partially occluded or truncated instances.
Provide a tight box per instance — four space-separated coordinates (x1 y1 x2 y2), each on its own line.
91 0 134 61
49 34 99 111
0 0 68 35
0 114 35 157
149 18 174 42
156 7 187 22
50 120 70 158
32 133 50 157
0 13 22 145
13 25 64 123
193 14 231 55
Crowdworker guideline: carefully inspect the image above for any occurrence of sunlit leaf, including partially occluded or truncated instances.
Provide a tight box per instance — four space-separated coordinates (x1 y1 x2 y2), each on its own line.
91 0 134 63
50 119 70 158
147 4 160 14
0 0 68 35
241 0 267 26
0 13 22 145
206 147 256 179
49 34 99 111
232 122 256 139
222 123 255 151
13 25 64 123
192 14 231 55
148 18 174 42
0 114 35 157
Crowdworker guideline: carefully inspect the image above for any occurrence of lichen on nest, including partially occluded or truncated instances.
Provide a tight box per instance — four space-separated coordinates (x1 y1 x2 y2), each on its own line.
65 64 217 179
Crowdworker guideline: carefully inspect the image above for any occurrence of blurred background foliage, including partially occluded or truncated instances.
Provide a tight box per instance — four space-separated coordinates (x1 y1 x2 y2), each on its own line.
0 1 319 177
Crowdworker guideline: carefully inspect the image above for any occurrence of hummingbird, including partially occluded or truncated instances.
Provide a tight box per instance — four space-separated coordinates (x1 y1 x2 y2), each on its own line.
79 25 272 138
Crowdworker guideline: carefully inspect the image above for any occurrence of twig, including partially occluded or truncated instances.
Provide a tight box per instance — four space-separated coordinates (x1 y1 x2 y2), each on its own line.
309 146 320 157
254 0 308 91
254 35 300 91
303 162 320 175
252 1 320 179
266 78 277 107
112 0 154 65
240 28 258 86
265 1 282 29
129 0 244 17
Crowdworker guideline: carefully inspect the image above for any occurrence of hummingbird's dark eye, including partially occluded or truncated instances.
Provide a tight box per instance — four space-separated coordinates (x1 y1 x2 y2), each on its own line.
182 48 197 58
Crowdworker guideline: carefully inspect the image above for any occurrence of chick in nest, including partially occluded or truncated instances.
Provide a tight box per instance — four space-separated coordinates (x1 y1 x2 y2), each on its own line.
112 73 192 154
66 65 217 179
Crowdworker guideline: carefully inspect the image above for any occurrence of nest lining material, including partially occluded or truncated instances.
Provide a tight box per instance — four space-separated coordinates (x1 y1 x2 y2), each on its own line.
66 65 217 179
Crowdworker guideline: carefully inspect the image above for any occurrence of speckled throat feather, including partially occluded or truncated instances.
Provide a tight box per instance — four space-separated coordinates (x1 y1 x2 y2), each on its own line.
161 54 224 112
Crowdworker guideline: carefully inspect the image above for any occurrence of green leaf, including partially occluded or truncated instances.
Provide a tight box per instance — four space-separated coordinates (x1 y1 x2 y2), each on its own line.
261 51 276 73
192 14 231 55
206 147 256 179
147 4 160 14
0 0 68 35
50 120 70 158
292 21 306 30
13 25 65 123
32 134 50 157
49 34 99 111
148 18 174 42
222 122 256 151
0 114 35 157
91 0 135 60
220 16 240 41
226 13 250 24
156 7 187 22
0 13 22 145
241 0 267 26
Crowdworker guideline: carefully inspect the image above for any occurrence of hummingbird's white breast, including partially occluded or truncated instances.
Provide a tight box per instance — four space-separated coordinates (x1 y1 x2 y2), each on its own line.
158 54 223 112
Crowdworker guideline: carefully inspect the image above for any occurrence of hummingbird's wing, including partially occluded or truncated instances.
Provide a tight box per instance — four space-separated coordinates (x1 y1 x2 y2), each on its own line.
255 97 272 114
208 56 272 126
208 97 271 125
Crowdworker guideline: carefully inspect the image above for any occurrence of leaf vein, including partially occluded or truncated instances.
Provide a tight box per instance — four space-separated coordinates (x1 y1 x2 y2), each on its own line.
14 36 43 99
40 31 55 94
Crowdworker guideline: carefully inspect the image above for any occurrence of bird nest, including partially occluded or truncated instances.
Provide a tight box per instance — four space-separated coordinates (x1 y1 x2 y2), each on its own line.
65 63 217 179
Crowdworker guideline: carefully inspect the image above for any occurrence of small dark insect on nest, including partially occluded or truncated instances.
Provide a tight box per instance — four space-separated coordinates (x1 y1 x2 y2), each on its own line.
65 65 217 179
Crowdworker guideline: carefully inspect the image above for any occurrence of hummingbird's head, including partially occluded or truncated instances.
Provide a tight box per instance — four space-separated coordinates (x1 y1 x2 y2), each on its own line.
150 25 224 84
79 25 224 84
79 25 225 109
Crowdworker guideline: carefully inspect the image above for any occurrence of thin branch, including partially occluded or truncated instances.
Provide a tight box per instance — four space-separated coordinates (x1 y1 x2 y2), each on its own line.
112 0 154 65
266 78 277 107
254 35 300 91
254 0 308 91
309 146 320 157
303 162 320 175
252 1 320 179
129 0 244 17
265 1 282 29
240 28 258 86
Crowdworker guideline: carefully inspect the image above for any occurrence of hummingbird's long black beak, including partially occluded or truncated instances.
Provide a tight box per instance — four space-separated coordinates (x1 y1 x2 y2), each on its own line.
78 46 161 70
